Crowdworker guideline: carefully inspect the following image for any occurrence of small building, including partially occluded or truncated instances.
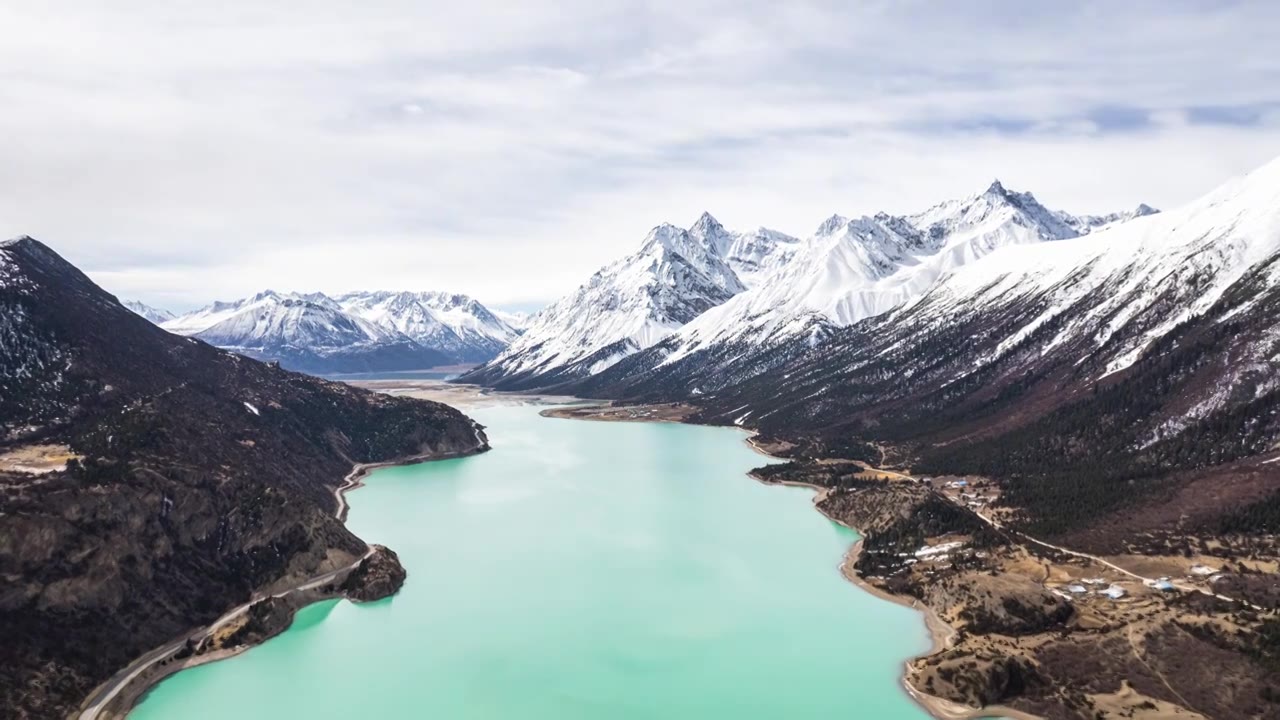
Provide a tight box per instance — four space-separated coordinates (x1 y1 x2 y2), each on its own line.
1154 579 1175 592
1067 584 1088 594
1102 586 1127 599
1189 564 1218 576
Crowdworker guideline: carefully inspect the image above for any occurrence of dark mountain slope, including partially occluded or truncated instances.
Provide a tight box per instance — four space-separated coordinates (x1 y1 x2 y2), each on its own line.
562 159 1280 550
0 237 488 719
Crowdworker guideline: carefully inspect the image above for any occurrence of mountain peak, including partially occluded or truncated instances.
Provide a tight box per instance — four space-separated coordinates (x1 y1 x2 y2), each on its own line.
817 214 848 235
1 234 36 249
692 211 722 229
688 211 734 256
124 300 176 324
984 179 1009 197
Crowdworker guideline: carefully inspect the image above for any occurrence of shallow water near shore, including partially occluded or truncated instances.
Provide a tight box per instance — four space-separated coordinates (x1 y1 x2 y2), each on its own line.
131 405 934 719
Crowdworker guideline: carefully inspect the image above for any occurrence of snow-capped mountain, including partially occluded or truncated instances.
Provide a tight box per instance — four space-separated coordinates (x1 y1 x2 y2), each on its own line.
123 300 175 324
492 309 532 332
165 289 518 373
664 156 1280 493
617 182 1158 380
163 290 446 374
461 212 794 389
336 290 520 363
578 157 1280 444
684 212 802 288
464 184 1156 391
719 227 803 288
1059 202 1159 235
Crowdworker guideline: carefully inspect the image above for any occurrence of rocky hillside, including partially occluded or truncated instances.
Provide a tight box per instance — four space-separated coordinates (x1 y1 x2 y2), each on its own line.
681 157 1280 544
0 237 488 719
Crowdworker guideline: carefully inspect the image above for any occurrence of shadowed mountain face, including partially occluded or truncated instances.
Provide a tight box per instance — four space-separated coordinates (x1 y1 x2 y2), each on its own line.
0 237 488 719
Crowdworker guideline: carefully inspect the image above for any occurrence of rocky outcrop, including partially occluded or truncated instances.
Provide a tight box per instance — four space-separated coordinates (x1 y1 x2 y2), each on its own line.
0 237 488 719
341 546 407 602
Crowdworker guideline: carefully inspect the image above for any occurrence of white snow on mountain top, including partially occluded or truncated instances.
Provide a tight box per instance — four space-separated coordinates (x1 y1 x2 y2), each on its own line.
474 182 1164 386
492 309 532 332
163 290 296 335
336 290 519 360
480 212 772 378
168 291 403 352
911 154 1280 376
124 300 176 324
664 179 1143 362
164 288 517 363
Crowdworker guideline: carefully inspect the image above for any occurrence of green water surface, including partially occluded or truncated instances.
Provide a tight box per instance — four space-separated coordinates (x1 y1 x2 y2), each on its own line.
131 405 933 719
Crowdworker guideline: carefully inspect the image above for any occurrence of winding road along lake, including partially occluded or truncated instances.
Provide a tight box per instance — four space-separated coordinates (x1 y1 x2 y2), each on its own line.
132 404 933 719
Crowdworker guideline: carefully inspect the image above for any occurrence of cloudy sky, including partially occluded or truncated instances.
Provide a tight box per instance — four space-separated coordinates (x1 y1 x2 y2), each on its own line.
3 1 1279 312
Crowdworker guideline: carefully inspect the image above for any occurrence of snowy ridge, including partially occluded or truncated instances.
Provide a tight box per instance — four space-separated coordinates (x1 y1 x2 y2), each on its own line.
660 180 1154 365
895 155 1280 379
164 288 517 371
123 301 176 324
336 290 520 362
492 309 532 332
170 290 405 353
465 212 797 387
466 185 1159 390
662 154 1280 472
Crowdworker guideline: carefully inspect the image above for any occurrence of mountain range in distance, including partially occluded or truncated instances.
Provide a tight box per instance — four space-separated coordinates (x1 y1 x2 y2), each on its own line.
122 178 1159 384
125 290 529 375
461 178 1158 390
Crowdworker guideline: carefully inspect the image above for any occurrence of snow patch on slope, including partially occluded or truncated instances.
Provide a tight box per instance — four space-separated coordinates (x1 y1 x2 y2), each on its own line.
124 301 176 324
664 181 1130 364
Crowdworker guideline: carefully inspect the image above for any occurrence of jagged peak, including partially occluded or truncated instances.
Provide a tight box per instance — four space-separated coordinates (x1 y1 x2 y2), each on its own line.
640 223 687 251
816 214 848 235
1133 203 1159 216
690 211 724 232
251 289 284 302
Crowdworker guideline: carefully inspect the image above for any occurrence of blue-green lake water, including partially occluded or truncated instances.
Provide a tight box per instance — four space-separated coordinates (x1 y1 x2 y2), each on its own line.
131 405 933 718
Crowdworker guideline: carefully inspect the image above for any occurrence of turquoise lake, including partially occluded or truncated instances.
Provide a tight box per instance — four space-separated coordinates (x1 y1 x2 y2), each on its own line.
131 404 934 719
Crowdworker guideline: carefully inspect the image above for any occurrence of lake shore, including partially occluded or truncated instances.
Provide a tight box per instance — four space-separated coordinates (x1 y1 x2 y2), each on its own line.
77 439 488 720
104 379 1025 720
538 391 1039 720
748 474 1037 720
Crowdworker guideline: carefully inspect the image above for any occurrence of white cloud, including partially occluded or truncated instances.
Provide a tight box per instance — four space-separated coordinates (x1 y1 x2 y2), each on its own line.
2 1 1279 311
